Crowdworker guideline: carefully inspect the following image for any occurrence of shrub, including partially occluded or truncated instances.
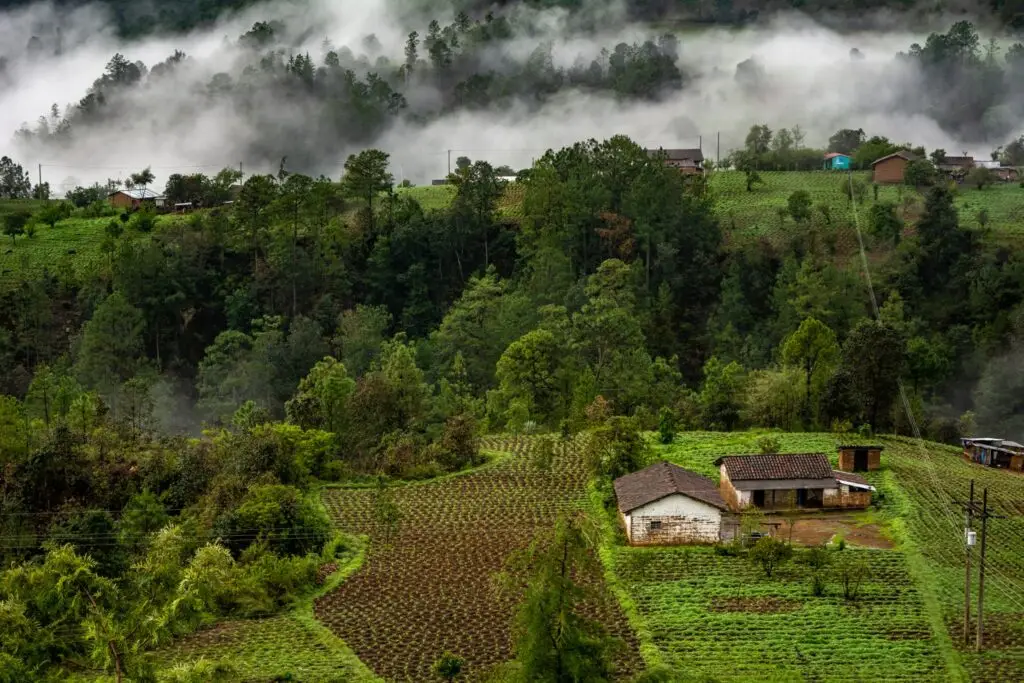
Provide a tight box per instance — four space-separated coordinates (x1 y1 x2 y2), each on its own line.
213 484 330 557
756 434 781 454
657 406 676 444
800 545 832 596
836 553 871 600
432 651 465 680
749 536 793 578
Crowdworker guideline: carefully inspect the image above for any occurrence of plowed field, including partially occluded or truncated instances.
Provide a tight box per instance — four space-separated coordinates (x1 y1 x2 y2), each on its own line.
317 436 641 682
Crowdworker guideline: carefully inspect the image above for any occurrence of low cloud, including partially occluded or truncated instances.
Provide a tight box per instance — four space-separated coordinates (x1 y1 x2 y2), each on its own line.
0 0 1015 192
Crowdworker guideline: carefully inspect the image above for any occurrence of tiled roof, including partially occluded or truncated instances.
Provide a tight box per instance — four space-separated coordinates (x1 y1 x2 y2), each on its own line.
613 461 728 513
647 148 704 162
714 453 834 482
871 150 918 166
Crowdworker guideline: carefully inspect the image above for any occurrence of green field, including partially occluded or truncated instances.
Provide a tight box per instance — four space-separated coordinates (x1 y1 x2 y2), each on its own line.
0 210 187 286
597 431 1024 682
394 171 1024 243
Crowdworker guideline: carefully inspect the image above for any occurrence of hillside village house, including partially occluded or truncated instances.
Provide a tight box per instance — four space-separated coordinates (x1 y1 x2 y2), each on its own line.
962 437 1024 471
613 461 734 545
936 155 974 179
108 188 165 210
715 453 874 512
871 150 918 184
823 152 851 170
837 445 883 472
647 148 704 175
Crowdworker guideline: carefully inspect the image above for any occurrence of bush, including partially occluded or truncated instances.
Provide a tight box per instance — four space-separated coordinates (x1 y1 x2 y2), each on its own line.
756 434 781 454
800 545 832 596
749 536 793 578
213 484 330 557
836 553 871 600
432 651 465 680
657 406 676 444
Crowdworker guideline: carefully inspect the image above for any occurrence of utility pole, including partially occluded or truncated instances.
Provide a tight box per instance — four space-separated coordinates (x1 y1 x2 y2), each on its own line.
955 480 976 644
38 163 42 188
976 488 1000 652
717 132 720 167
698 135 702 154
953 486 1005 652
447 149 452 176
239 161 244 178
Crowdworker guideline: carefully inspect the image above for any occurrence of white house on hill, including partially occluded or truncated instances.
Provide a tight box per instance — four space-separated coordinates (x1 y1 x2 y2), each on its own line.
613 461 734 545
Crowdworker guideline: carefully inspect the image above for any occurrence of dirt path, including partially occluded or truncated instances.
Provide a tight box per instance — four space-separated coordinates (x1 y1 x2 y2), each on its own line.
317 437 641 682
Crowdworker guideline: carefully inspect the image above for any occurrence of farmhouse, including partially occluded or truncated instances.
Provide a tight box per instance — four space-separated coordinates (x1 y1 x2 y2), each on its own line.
108 188 164 210
962 437 1024 472
823 152 851 170
613 461 734 545
837 445 883 472
715 453 874 512
647 148 704 174
871 150 918 184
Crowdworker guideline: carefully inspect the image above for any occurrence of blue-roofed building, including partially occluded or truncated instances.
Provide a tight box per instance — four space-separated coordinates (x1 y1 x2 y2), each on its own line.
823 153 852 170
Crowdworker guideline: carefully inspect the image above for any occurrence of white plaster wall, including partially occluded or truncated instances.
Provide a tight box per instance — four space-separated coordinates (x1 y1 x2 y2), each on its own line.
629 493 723 544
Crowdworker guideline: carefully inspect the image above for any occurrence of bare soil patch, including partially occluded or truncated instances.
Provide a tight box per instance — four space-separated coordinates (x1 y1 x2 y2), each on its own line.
785 514 893 549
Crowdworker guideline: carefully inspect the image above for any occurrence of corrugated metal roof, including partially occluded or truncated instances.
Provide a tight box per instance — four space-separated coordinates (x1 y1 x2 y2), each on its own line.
110 188 162 200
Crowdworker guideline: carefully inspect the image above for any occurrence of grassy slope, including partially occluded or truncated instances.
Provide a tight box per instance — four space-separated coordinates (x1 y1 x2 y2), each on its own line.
396 172 1024 242
0 206 187 286
596 431 1024 682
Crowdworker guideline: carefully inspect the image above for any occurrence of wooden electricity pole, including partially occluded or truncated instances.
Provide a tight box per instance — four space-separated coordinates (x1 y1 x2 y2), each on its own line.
954 485 1005 652
962 480 975 644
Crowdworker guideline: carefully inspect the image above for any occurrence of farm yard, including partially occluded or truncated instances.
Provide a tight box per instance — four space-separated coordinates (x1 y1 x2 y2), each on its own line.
319 438 642 682
598 431 1024 682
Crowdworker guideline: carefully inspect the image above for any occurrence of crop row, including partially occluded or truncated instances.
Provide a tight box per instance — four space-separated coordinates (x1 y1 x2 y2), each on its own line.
317 436 640 682
152 614 374 681
616 545 945 682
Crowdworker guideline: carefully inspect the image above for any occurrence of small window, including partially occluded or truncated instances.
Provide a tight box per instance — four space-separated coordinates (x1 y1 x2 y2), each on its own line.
648 520 662 531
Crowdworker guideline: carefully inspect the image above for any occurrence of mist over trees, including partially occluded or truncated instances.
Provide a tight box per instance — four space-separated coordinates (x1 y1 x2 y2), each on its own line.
7 6 1024 175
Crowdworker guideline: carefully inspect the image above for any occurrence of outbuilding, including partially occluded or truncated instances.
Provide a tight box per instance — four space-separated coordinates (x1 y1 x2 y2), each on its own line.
962 437 1024 471
823 152 851 170
613 461 733 545
108 188 164 210
871 150 918 184
837 445 883 472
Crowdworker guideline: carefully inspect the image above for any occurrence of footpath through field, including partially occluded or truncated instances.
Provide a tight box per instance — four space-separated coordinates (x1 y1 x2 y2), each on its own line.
318 436 640 681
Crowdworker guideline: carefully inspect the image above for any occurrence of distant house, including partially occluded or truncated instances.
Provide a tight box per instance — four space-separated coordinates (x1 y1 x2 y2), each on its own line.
647 148 705 175
995 167 1020 182
613 461 734 545
871 150 918 184
936 155 974 180
823 152 851 170
837 445 883 472
715 453 874 512
962 438 1024 471
109 188 164 210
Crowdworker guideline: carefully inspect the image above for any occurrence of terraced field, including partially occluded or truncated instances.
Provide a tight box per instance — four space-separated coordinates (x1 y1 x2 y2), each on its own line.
612 545 945 682
318 437 641 682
